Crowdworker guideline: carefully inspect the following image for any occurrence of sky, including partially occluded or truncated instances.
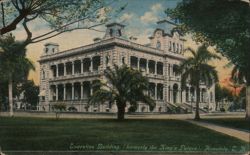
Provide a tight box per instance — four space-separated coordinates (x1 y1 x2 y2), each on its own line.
11 0 231 86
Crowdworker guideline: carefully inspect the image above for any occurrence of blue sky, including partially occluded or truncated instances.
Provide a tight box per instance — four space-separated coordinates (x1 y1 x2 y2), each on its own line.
110 0 181 40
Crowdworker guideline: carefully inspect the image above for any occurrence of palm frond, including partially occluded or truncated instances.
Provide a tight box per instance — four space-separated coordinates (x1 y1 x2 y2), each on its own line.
185 47 196 57
88 89 114 105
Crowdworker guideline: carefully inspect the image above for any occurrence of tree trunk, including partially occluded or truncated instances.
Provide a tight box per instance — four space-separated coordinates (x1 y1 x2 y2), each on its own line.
117 103 125 120
195 84 200 120
246 85 250 119
8 79 14 117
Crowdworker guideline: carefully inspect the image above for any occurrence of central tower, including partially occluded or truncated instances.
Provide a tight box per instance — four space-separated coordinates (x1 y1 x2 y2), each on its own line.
103 23 125 39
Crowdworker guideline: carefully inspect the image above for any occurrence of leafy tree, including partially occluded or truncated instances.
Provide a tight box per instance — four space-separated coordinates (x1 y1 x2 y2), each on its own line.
0 34 35 116
215 83 233 111
52 102 66 119
21 80 39 110
0 0 125 44
0 81 8 111
89 65 155 120
178 45 220 120
166 0 250 119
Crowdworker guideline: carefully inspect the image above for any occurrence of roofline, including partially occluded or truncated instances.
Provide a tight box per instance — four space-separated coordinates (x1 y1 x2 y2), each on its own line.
106 22 125 27
39 37 185 63
44 42 59 46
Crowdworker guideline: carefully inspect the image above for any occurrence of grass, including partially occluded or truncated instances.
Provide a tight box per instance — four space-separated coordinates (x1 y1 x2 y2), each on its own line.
0 117 248 153
202 118 250 132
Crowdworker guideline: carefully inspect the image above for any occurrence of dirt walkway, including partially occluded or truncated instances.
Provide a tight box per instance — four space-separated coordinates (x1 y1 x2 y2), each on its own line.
186 120 250 143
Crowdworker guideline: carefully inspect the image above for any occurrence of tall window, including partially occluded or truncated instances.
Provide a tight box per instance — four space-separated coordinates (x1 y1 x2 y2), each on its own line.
42 70 46 79
118 29 122 36
156 41 161 49
105 56 109 65
169 41 172 51
122 57 125 64
45 48 48 54
109 29 113 37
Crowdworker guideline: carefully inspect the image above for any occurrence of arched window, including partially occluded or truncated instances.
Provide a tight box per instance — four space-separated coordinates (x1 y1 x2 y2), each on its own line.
122 57 125 64
156 41 161 49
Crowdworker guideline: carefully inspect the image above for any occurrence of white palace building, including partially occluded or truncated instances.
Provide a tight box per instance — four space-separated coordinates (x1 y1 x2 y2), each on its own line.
38 21 216 113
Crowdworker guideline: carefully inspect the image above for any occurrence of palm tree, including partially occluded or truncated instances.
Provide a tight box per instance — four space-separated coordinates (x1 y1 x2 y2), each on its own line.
178 44 220 120
0 34 35 117
88 65 155 120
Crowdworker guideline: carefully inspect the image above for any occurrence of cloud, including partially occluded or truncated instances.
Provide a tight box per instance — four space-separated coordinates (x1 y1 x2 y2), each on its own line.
151 3 163 13
140 12 158 23
119 13 134 22
140 3 163 23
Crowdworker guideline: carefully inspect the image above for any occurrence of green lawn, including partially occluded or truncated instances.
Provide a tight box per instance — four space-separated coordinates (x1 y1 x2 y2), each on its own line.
0 117 248 153
202 118 250 131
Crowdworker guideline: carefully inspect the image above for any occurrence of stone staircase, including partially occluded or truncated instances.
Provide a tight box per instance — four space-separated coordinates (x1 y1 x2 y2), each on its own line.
182 102 208 113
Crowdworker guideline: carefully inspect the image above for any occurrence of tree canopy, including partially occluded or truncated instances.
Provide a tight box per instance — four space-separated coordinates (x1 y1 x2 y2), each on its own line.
167 0 250 83
0 0 125 44
167 0 250 119
0 33 34 81
89 65 155 120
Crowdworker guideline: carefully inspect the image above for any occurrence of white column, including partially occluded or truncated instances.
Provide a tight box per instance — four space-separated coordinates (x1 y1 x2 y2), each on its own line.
170 89 172 103
89 81 93 97
81 83 83 99
155 84 157 100
166 86 169 102
48 87 51 101
137 58 140 70
90 58 93 72
63 84 66 100
64 63 66 76
72 83 74 100
56 85 58 101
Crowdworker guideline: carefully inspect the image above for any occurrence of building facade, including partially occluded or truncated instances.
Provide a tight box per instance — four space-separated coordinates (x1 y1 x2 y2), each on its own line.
38 22 216 113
